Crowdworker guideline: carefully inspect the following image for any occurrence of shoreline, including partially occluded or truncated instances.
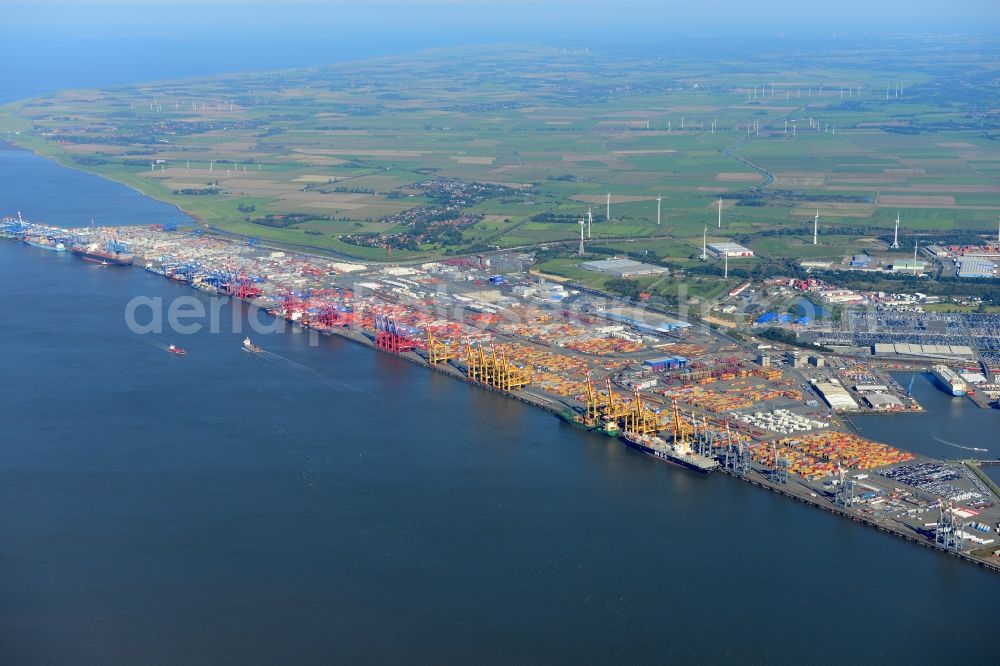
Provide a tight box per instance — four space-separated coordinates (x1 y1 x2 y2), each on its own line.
320 320 1000 575
4 229 1000 576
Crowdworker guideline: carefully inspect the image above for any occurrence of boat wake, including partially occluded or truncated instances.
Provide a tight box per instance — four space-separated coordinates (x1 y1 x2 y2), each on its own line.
134 337 174 353
931 429 988 453
252 349 367 393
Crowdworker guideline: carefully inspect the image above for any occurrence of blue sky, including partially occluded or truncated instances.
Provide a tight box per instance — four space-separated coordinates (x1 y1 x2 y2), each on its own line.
7 0 1000 38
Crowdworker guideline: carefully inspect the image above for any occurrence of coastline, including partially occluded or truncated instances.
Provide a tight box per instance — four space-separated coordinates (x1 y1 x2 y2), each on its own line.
0 136 201 229
4 228 999 574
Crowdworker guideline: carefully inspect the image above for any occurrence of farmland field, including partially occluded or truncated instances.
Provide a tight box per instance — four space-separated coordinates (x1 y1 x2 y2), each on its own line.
2 35 999 266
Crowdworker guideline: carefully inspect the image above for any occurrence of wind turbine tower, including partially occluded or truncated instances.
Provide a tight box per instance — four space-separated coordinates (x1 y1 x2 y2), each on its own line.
813 209 819 245
606 192 611 222
913 241 920 276
578 219 586 256
587 205 593 238
718 197 723 228
701 225 708 261
890 212 901 249
656 194 662 226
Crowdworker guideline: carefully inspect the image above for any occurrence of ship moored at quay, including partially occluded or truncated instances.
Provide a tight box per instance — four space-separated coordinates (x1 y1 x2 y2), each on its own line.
3 213 1000 575
621 431 719 473
931 364 969 397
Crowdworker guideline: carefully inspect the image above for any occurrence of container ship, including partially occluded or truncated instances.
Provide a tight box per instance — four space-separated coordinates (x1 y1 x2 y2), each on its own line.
930 365 967 397
621 431 718 473
24 235 65 251
69 243 134 266
557 409 619 436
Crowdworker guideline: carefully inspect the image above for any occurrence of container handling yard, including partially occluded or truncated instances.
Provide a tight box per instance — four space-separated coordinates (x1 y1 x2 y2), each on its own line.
5 214 1000 574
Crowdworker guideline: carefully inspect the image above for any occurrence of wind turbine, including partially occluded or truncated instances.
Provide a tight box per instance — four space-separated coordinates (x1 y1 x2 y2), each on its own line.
606 192 611 222
890 212 901 249
587 205 593 238
813 209 819 245
701 225 708 261
718 197 723 228
578 219 586 256
656 194 662 226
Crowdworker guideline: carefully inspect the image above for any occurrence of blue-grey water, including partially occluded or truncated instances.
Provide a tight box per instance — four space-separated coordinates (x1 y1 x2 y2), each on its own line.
2 142 999 664
2 36 1000 661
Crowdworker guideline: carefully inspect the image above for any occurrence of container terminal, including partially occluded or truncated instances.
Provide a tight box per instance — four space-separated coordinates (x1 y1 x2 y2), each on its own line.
4 215 1000 574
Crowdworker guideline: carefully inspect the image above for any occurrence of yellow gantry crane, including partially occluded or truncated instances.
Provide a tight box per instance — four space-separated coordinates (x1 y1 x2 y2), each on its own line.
603 377 632 422
584 373 604 424
426 330 455 365
670 398 694 446
466 343 485 382
465 343 531 392
624 387 661 435
671 399 696 447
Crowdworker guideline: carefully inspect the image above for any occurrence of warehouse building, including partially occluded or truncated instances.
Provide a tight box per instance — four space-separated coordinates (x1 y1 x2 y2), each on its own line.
580 258 668 278
597 306 691 334
813 380 859 411
956 256 996 279
800 260 834 270
643 356 689 371
864 393 904 411
889 259 926 273
872 343 974 360
707 242 754 258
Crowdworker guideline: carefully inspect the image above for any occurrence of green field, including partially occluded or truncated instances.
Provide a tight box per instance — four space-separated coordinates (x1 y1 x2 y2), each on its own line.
3 37 1000 262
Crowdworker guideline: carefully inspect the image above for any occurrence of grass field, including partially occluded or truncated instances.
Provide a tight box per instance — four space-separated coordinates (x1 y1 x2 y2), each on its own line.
3 36 1000 262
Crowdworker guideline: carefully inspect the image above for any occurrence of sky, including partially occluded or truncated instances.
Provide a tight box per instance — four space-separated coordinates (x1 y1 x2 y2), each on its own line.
6 0 1000 38
1 0 997 102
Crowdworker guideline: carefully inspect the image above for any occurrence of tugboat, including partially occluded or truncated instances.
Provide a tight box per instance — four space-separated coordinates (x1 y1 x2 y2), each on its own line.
167 344 187 356
242 336 263 353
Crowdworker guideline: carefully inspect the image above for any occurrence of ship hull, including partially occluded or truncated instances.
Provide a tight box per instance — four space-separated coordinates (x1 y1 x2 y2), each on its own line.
556 410 618 436
930 368 966 396
24 239 64 251
70 248 133 266
620 434 715 473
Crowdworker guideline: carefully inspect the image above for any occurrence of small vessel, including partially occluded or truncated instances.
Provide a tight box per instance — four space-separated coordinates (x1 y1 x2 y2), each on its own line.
242 336 263 353
167 344 187 356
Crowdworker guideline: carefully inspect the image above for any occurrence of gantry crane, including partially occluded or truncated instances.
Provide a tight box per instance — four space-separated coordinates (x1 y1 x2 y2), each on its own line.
465 343 530 392
426 329 455 365
670 398 694 447
624 387 661 435
584 373 604 424
603 377 632 422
